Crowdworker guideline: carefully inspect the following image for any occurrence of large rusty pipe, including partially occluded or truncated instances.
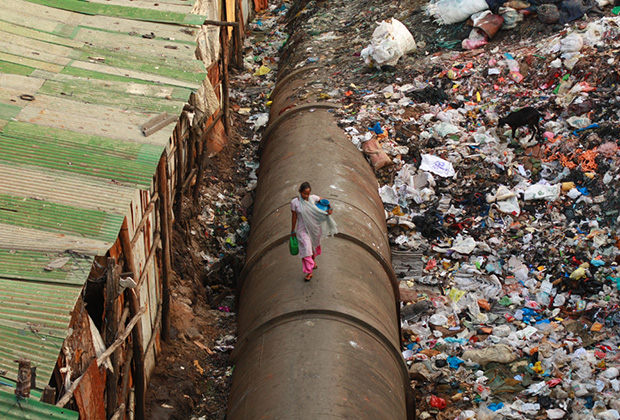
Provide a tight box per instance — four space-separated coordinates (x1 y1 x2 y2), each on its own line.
227 67 411 420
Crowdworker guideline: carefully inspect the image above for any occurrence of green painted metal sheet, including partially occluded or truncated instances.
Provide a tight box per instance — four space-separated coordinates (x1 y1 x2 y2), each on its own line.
0 274 82 384
0 388 78 419
0 250 88 384
0 194 123 242
0 250 93 286
23 0 207 25
0 122 162 188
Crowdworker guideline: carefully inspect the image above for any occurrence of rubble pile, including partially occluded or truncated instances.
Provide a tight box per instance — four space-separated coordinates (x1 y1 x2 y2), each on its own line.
235 0 620 418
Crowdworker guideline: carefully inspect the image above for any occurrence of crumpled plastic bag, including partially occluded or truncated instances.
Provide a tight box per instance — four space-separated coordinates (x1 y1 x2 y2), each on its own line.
462 28 489 50
430 395 447 409
559 33 584 53
253 65 271 76
425 0 489 25
523 184 561 201
499 6 523 29
361 18 416 68
450 236 477 254
434 121 461 137
378 185 399 205
488 185 520 216
420 154 456 177
583 22 606 46
462 344 518 365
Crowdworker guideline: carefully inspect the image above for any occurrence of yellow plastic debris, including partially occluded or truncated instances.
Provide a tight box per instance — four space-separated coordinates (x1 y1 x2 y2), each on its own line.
254 65 271 76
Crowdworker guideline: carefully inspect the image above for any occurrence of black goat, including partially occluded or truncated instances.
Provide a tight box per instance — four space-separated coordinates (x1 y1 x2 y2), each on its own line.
498 106 541 141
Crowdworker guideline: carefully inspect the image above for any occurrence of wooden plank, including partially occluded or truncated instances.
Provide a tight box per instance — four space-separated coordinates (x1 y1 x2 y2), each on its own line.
67 60 202 90
22 0 208 25
38 79 185 115
0 0 83 32
14 94 173 146
0 32 77 64
86 0 193 14
0 60 35 76
72 28 206 79
0 51 63 73
0 21 83 48
130 192 159 246
141 112 178 137
79 15 196 44
74 361 106 420
0 103 21 120
105 257 121 418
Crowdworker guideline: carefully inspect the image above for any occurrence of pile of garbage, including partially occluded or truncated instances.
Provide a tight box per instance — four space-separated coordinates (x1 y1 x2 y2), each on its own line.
349 13 620 420
233 0 620 418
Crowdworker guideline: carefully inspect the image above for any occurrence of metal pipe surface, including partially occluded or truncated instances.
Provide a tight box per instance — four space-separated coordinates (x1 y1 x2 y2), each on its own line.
228 67 411 420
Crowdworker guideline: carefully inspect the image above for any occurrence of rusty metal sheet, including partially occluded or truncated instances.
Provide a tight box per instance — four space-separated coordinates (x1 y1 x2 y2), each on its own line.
74 361 106 420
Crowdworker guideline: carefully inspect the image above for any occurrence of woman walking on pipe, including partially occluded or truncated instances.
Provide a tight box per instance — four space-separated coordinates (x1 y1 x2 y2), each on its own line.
291 182 338 281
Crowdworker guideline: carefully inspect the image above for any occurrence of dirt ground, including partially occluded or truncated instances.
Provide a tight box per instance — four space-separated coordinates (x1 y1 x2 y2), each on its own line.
144 114 253 419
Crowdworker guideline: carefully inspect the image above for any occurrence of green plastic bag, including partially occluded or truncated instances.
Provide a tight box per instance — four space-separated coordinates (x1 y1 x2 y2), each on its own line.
289 236 299 255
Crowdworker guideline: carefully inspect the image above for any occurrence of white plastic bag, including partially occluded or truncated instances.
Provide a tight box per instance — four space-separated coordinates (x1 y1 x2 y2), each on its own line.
425 0 489 25
361 18 416 68
559 33 584 53
523 184 561 201
420 154 456 177
489 185 520 216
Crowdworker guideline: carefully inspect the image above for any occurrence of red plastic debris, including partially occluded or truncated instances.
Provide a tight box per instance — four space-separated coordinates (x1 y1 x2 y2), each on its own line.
430 395 447 410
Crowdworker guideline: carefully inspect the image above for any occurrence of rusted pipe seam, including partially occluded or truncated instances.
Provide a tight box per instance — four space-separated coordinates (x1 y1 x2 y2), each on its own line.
238 231 399 309
230 309 409 385
269 65 321 101
260 103 341 151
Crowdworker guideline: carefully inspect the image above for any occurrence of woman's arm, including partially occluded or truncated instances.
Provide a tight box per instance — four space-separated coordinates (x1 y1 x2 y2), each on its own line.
291 210 297 236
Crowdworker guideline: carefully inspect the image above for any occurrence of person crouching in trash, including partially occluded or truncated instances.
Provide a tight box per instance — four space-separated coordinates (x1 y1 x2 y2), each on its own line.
290 182 338 281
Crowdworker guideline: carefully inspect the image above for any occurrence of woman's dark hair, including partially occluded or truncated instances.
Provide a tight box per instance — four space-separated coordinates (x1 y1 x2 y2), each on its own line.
299 182 311 193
